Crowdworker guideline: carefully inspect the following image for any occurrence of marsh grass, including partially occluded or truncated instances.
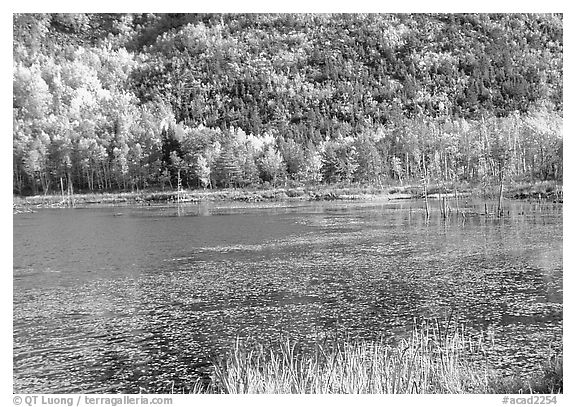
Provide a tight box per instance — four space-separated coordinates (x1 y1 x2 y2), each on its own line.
506 180 562 201
190 318 562 394
194 320 502 394
490 353 563 394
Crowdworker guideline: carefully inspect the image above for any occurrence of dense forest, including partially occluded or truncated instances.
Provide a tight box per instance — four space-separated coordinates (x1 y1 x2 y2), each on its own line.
13 13 563 195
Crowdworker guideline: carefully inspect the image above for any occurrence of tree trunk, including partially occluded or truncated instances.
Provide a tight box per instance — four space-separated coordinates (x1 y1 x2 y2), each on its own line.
405 152 410 180
454 186 459 214
423 161 429 219
67 171 74 207
424 181 429 219
497 173 504 217
444 154 448 184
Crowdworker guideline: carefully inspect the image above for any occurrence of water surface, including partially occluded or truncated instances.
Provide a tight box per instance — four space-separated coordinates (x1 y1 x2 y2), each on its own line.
13 199 563 393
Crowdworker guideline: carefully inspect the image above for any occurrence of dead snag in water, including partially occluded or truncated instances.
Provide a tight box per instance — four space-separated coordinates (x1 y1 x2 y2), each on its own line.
497 175 504 217
454 186 460 215
423 178 430 220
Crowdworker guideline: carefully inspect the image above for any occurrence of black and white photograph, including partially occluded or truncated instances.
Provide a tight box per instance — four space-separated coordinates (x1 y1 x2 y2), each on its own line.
10 6 565 401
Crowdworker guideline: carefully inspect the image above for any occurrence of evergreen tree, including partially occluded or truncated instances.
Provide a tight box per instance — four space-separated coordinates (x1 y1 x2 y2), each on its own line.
215 144 242 188
321 142 341 184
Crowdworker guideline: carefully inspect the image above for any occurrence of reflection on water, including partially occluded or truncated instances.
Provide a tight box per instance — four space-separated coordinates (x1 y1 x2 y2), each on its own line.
13 200 562 393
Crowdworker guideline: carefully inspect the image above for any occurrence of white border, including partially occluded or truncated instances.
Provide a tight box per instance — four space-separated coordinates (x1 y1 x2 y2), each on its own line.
3 4 572 407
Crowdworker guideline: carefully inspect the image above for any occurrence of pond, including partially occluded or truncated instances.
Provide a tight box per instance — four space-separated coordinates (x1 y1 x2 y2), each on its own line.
13 199 563 393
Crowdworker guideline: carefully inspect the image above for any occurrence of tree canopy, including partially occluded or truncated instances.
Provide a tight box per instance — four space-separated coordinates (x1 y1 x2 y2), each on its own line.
13 13 563 195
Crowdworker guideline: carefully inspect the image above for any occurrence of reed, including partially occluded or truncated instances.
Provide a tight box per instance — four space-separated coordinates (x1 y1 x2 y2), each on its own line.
194 320 502 394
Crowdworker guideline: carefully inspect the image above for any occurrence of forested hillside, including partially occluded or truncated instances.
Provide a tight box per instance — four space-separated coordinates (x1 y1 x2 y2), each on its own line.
13 13 563 195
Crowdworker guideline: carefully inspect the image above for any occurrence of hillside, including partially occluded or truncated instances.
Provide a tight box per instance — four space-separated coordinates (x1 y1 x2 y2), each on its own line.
13 13 563 195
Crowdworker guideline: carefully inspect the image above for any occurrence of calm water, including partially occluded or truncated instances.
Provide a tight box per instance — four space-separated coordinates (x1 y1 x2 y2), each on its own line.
13 199 563 393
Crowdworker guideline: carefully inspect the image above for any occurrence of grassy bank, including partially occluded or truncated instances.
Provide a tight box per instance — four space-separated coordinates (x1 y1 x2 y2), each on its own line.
12 180 562 209
12 185 410 208
191 321 562 394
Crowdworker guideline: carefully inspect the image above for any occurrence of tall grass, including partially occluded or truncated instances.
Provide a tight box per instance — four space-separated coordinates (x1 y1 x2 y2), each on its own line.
195 320 501 394
490 353 563 394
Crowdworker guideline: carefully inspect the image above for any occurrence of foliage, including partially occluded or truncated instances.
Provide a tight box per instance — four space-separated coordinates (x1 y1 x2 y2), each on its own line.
13 13 563 195
195 154 211 188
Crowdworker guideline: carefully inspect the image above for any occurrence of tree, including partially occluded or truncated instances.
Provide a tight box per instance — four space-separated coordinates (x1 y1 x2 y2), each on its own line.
302 146 323 184
23 133 51 194
204 141 222 188
258 145 285 186
239 153 260 187
338 142 359 184
321 142 341 184
112 142 130 190
391 156 404 185
354 136 382 184
215 144 242 188
195 154 211 189
12 14 563 195
160 123 184 186
489 123 511 216
128 142 144 191
279 138 305 180
13 63 52 120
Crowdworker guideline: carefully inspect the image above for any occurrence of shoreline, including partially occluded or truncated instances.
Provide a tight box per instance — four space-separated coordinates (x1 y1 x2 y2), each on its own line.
13 181 562 210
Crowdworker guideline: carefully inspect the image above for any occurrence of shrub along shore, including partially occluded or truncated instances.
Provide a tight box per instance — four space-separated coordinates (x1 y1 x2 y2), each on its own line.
13 180 562 210
190 321 562 394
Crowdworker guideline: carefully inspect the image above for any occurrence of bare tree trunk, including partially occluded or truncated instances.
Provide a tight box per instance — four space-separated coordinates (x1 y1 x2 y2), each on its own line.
40 173 47 195
40 171 51 195
102 163 108 190
438 188 443 218
454 183 460 215
405 152 410 180
14 164 23 194
423 162 430 219
60 177 65 203
444 154 448 184
67 171 75 207
442 182 448 218
31 173 38 195
497 173 504 217
424 181 429 219
522 151 526 174
96 168 103 190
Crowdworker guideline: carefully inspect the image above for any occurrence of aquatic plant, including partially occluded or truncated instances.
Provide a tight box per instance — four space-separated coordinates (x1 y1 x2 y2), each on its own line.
193 320 495 394
191 319 562 394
